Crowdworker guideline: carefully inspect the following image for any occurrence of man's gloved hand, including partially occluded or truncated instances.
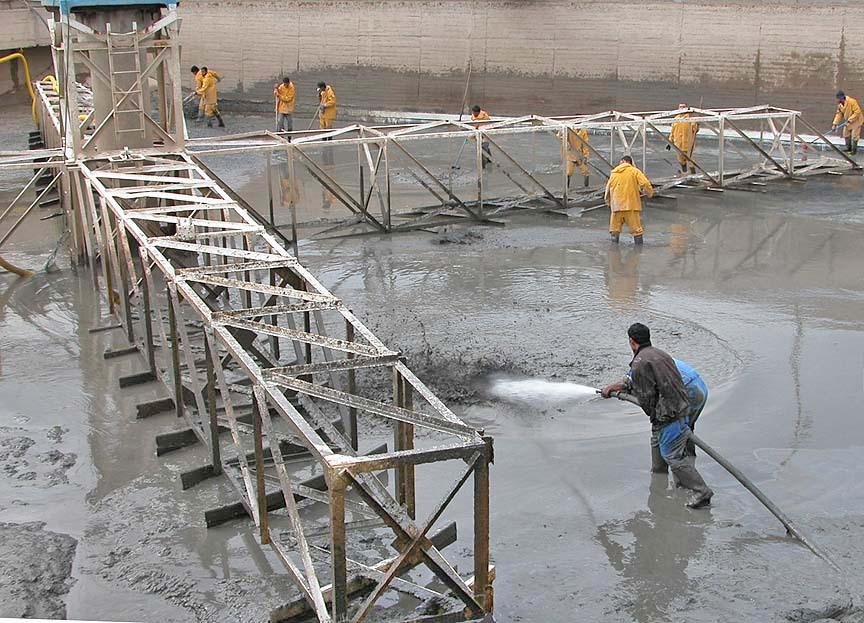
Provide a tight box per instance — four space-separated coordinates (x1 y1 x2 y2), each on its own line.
665 144 672 151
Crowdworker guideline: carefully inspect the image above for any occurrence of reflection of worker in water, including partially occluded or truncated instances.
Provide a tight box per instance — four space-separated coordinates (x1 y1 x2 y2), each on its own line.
605 155 652 245
669 222 690 257
595 474 710 621
471 105 493 169
667 102 698 175
600 323 714 508
605 244 642 308
278 162 301 210
562 127 591 188
833 90 862 155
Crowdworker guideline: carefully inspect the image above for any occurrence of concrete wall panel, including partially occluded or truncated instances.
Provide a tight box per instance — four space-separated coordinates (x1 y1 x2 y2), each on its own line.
177 0 864 121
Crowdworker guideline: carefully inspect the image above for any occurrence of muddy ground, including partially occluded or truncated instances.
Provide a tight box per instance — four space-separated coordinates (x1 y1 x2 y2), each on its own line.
2 91 864 622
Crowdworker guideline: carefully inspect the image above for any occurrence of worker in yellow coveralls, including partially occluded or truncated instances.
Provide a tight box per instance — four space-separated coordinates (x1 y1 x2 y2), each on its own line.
273 76 295 133
604 155 653 245
317 81 337 130
471 105 493 168
667 103 697 175
195 66 225 128
562 127 591 188
833 90 862 155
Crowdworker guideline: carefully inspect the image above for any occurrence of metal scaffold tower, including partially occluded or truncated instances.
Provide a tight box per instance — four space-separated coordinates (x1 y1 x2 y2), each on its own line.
2 2 495 622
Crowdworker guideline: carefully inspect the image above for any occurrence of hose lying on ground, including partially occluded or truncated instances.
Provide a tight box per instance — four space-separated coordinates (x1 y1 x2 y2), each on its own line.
0 253 34 277
611 390 844 574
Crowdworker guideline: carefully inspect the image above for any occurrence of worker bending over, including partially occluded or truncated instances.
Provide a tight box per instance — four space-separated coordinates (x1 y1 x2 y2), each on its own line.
563 127 591 188
273 76 295 134
604 155 652 245
833 90 862 155
601 323 714 509
667 102 698 174
471 105 493 168
317 81 337 130
195 67 225 128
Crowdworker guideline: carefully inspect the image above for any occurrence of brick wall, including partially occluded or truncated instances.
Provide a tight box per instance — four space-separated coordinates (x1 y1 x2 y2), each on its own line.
177 0 864 121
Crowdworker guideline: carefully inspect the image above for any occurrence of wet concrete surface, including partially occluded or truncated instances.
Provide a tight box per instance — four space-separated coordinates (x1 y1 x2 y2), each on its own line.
2 94 864 621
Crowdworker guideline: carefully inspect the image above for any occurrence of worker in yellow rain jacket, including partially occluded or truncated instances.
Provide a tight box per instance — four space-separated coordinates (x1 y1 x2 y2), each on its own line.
317 81 337 130
562 127 591 188
195 66 225 128
604 155 653 245
190 65 205 121
273 76 295 133
471 105 493 168
667 103 698 175
833 90 862 154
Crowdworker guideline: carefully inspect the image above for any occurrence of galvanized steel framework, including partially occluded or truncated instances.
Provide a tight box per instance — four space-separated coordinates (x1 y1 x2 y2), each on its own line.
1 4 860 622
183 107 858 236
7 5 495 623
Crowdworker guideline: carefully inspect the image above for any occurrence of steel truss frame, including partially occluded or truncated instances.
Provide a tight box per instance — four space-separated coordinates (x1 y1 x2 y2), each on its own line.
185 106 859 237
67 150 494 622
19 6 494 623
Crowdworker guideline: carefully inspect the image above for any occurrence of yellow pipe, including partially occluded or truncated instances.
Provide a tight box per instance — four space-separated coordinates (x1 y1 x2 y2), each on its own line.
0 254 34 278
0 51 39 125
43 74 59 94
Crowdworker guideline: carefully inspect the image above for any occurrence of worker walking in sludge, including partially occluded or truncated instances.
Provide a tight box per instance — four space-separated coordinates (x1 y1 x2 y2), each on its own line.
273 76 295 134
471 105 493 169
667 102 698 174
604 155 652 245
317 81 337 130
196 66 225 128
833 90 862 154
563 126 591 188
600 323 714 509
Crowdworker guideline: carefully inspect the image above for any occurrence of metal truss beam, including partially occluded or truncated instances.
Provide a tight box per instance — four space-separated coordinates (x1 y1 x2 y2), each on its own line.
183 105 859 237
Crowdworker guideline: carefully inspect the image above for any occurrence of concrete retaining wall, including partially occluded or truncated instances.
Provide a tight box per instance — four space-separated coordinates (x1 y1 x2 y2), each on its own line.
0 2 50 50
178 1 864 122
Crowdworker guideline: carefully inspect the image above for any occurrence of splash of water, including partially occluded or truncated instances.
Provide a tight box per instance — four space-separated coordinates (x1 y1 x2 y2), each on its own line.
488 377 599 404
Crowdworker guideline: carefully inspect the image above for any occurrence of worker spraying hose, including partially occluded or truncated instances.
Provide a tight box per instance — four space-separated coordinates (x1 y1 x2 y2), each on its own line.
598 322 843 573
600 323 713 509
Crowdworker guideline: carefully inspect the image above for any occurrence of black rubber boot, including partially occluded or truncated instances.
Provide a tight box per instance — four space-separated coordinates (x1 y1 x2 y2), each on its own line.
566 175 572 189
686 489 714 508
845 137 853 152
583 175 590 188
689 166 696 174
852 139 859 155
610 232 620 243
216 113 225 128
680 163 687 173
634 235 644 245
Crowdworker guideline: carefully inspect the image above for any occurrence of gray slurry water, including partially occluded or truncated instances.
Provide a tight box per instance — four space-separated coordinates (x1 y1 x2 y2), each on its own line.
2 94 864 621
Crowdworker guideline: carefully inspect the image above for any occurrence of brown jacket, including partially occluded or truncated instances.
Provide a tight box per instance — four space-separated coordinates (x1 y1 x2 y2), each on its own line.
626 345 689 425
